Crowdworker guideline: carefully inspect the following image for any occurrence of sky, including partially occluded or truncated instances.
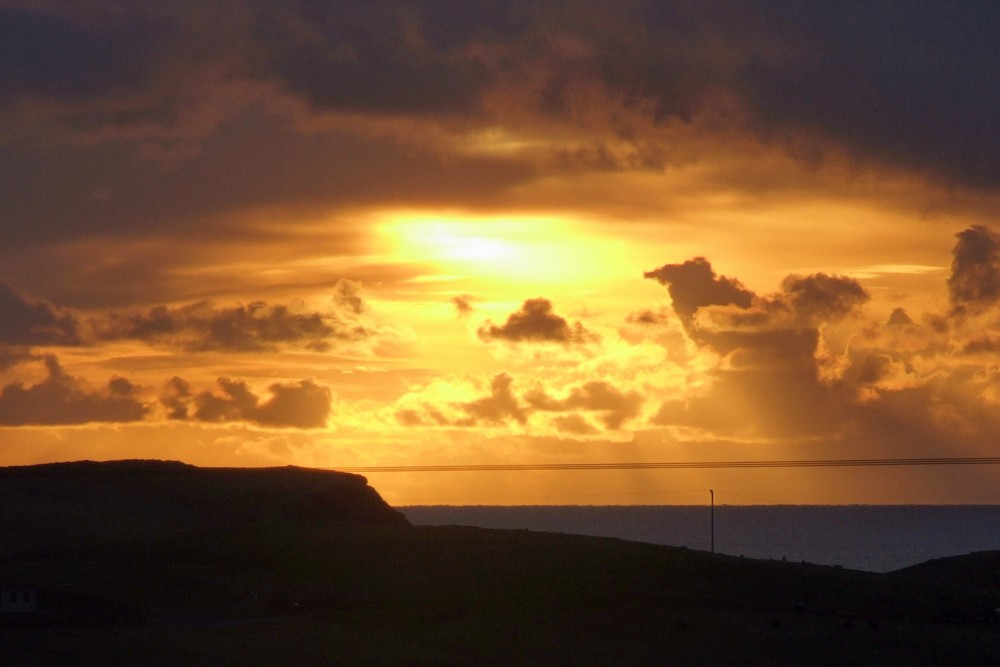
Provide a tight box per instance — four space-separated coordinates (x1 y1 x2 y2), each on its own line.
3 1 1000 504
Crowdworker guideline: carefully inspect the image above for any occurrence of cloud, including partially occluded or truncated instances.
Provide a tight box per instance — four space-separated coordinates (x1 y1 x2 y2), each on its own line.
160 376 192 420
254 2 487 116
644 257 877 438
331 279 364 315
0 348 34 371
0 355 147 425
643 258 754 326
455 373 528 426
778 273 869 325
552 414 599 435
0 283 80 346
646 257 869 360
948 225 1000 314
0 6 168 103
736 3 1000 186
887 308 914 327
640 233 1000 448
478 298 598 344
625 307 673 326
163 377 332 428
453 294 475 317
95 298 370 352
525 380 642 430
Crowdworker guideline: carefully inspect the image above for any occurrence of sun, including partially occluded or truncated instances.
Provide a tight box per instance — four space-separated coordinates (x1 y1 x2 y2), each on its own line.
417 221 519 263
378 210 627 287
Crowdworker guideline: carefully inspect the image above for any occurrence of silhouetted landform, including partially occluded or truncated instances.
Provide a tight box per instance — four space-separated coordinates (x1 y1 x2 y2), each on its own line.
2 461 999 666
0 459 406 550
891 550 1000 595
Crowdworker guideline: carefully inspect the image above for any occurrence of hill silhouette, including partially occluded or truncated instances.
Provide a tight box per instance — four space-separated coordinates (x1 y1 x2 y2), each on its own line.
2 460 998 665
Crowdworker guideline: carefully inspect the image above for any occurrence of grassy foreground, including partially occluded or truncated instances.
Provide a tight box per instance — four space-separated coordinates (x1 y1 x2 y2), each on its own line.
2 462 999 665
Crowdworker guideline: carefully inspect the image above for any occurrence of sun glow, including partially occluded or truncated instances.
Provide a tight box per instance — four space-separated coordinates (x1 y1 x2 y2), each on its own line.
380 211 626 287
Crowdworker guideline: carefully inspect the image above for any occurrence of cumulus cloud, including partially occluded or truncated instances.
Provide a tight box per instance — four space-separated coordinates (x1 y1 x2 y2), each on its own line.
0 356 147 425
641 230 1000 446
160 376 193 420
393 373 644 435
95 299 370 352
643 257 878 438
478 298 598 344
948 225 1000 314
162 377 332 429
778 273 869 325
455 373 528 426
0 283 80 346
646 258 868 357
525 380 643 430
643 258 754 326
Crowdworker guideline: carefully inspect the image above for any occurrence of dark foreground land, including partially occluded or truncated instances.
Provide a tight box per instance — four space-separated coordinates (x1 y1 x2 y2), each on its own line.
2 461 999 666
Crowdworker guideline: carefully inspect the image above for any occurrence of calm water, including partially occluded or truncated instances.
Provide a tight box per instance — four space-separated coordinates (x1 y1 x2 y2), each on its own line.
400 505 1000 573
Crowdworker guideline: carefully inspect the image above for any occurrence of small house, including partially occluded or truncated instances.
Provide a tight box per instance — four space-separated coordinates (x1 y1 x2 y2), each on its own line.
0 587 39 614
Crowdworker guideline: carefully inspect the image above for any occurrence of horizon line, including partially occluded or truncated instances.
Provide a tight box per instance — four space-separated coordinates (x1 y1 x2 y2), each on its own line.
337 456 1000 473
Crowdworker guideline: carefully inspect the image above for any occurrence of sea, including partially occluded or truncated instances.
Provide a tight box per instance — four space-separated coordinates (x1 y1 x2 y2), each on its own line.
400 505 1000 573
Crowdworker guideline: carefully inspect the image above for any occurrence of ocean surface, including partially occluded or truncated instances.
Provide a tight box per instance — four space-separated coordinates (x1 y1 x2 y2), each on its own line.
400 505 1000 573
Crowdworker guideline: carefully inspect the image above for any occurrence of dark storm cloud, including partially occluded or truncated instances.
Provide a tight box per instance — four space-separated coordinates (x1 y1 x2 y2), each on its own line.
95 299 370 352
3 2 999 185
2 0 998 266
734 2 1000 186
0 6 168 103
0 283 80 346
165 376 331 428
0 355 147 425
478 298 598 344
257 1 1000 184
948 225 1000 314
253 0 488 115
0 107 532 259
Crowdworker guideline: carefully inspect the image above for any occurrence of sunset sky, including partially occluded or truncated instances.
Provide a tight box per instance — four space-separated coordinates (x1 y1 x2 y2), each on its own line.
3 1 1000 504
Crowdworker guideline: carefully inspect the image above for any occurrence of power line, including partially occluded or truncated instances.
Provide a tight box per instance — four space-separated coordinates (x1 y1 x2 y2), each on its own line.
338 456 1000 473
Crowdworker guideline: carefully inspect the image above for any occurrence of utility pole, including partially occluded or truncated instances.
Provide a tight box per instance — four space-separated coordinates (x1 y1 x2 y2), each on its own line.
710 489 715 554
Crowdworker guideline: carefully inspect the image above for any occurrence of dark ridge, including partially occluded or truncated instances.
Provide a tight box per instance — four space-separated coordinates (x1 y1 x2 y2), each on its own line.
1 459 197 476
0 459 408 552
891 550 1000 595
3 461 1000 664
